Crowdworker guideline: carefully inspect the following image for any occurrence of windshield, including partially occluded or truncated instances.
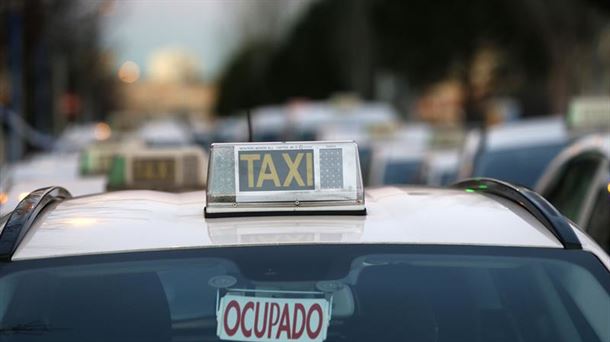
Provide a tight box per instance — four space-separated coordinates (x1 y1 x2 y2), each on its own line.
542 153 604 222
586 175 610 253
1 245 608 342
382 161 422 185
474 143 566 188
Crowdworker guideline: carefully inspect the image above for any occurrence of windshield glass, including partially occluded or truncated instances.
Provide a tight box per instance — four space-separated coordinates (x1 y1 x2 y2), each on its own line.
587 175 610 253
474 143 565 188
1 245 608 342
543 153 603 222
382 161 422 185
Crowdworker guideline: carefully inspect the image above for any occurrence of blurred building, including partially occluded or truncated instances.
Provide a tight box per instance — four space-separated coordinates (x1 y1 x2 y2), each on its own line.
115 49 216 119
118 82 216 119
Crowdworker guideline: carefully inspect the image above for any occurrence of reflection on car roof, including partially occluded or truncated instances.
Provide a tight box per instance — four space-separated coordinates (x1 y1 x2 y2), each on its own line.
11 187 562 261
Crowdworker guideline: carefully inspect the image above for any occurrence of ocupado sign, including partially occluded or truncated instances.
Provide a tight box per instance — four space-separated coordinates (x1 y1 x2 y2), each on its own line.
217 294 330 342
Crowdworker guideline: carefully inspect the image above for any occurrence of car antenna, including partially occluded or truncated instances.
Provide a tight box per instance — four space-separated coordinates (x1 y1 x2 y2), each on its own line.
246 109 253 142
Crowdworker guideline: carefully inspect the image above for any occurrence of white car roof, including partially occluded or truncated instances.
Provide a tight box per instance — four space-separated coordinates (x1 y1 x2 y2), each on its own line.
138 119 191 145
8 153 81 183
5 187 578 261
569 133 610 158
486 117 568 151
426 149 460 172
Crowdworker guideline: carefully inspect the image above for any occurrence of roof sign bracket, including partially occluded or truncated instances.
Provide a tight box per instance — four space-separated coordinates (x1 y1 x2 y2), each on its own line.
0 187 72 261
453 178 582 250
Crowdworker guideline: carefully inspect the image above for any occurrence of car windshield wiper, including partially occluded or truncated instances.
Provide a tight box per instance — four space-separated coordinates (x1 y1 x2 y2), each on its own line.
0 320 65 335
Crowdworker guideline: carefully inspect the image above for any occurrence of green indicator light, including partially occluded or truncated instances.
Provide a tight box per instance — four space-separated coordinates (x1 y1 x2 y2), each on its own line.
79 152 90 175
108 155 126 188
478 184 488 189
465 189 475 193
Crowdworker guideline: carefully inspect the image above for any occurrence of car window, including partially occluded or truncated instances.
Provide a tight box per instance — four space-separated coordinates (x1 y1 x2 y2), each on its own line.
586 176 610 252
0 214 8 231
0 245 608 342
543 154 604 222
474 142 565 188
358 147 373 186
383 161 422 184
439 170 457 186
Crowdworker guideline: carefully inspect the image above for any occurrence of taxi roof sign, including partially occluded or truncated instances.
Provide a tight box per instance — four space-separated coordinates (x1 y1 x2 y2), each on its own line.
205 141 365 217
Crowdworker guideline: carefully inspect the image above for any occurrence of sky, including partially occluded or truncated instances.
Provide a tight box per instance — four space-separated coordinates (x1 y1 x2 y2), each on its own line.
100 0 313 81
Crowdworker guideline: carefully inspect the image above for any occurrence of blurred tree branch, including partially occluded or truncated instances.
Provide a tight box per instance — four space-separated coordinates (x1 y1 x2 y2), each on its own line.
216 0 609 118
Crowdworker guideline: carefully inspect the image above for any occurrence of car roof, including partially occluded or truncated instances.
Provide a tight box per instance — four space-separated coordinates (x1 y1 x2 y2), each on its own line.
6 187 572 261
426 149 460 171
137 119 191 145
535 133 610 193
569 133 610 158
485 117 568 151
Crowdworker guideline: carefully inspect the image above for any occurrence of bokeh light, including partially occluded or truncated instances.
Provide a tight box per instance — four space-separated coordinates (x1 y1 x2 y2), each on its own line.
63 217 98 227
118 60 141 84
94 122 112 141
18 192 29 202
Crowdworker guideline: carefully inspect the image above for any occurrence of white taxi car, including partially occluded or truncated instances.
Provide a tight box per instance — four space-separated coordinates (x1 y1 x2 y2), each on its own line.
0 141 608 342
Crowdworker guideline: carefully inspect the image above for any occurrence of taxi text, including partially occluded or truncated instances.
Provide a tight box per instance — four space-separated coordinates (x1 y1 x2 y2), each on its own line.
238 150 314 192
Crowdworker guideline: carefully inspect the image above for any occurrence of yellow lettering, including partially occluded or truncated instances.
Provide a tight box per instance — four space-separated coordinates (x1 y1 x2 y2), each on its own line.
145 162 154 179
159 161 167 179
257 154 281 188
282 153 305 187
240 154 260 187
306 152 313 186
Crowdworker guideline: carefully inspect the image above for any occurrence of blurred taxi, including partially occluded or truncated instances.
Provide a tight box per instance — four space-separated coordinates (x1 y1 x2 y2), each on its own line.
53 122 113 153
566 96 610 136
536 133 610 252
369 144 425 185
80 138 145 176
419 149 459 186
0 152 106 215
458 117 569 188
107 145 208 191
137 118 193 147
367 124 430 186
1 141 608 341
418 126 464 186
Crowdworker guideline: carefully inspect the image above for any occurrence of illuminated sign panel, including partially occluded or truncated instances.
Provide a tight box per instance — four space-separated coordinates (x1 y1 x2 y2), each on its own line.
132 158 175 182
238 150 315 192
205 141 365 216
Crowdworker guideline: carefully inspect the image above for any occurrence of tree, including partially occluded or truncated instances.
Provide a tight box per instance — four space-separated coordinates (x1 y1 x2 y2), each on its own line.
216 0 610 118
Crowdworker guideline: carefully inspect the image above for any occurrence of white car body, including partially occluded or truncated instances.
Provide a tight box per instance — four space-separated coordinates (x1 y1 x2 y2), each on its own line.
138 119 192 147
421 149 460 186
3 187 607 272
